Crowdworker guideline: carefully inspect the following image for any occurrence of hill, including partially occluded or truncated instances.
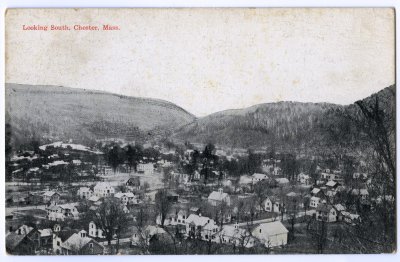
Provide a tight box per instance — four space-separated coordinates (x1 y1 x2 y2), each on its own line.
173 85 395 150
5 83 196 149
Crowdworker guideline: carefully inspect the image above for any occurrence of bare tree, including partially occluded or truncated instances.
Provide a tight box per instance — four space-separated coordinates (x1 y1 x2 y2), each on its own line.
132 204 151 254
94 198 128 253
154 189 172 227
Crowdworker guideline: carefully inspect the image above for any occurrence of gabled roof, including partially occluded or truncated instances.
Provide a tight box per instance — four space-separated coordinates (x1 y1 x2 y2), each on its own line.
220 225 248 238
311 188 321 194
208 190 229 201
6 233 26 250
78 187 92 192
334 204 346 212
88 195 100 202
351 188 369 196
61 232 96 252
326 180 337 187
57 230 78 242
94 182 113 190
186 214 213 227
177 209 188 217
253 221 288 236
252 173 268 180
115 192 135 198
15 225 34 235
42 191 59 197
38 228 52 237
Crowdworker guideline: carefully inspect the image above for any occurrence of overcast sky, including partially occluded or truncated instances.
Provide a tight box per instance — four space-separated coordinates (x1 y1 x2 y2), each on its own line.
6 8 395 116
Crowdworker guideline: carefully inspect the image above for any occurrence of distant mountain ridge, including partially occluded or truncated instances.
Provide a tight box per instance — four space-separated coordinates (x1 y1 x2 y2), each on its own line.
173 85 396 150
5 83 395 152
5 83 196 148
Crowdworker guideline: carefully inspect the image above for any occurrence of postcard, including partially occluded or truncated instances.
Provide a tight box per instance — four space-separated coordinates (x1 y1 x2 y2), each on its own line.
4 8 396 255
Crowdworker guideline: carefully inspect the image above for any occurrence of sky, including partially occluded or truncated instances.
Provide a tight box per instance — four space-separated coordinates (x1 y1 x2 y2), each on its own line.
5 8 395 116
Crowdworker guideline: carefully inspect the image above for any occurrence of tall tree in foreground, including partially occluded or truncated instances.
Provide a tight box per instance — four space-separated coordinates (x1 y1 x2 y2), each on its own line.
155 189 172 227
94 198 128 252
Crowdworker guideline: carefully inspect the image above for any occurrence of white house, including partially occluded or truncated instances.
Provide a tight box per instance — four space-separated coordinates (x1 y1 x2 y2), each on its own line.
137 163 154 175
114 192 137 205
185 214 219 240
46 204 79 221
216 224 255 248
208 188 231 206
263 197 282 213
298 173 311 186
309 196 321 208
252 173 269 184
77 187 93 199
251 221 288 247
94 182 115 198
170 172 190 184
316 203 337 223
42 191 61 205
351 188 369 200
88 221 105 239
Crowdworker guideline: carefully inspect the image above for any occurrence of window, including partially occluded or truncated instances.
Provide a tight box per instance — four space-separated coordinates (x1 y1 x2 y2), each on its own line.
57 241 60 246
259 229 262 233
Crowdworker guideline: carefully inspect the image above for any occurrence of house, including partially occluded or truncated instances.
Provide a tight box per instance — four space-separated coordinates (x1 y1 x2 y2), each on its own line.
340 211 361 225
239 175 253 186
6 225 41 255
88 221 105 239
316 203 337 222
46 204 79 221
251 221 288 247
263 197 283 213
126 177 141 189
77 187 93 199
131 225 167 246
38 228 53 249
351 188 369 200
321 171 344 183
158 209 188 226
94 182 115 197
114 192 137 205
298 173 311 186
42 191 61 205
309 196 321 208
326 180 339 190
208 188 231 206
53 230 77 255
185 214 219 240
58 230 104 255
311 187 324 198
216 224 255 247
170 172 190 184
137 163 154 175
252 173 269 184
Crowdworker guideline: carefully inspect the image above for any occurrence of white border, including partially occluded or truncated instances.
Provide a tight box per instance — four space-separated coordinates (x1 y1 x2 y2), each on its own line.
0 1 398 262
